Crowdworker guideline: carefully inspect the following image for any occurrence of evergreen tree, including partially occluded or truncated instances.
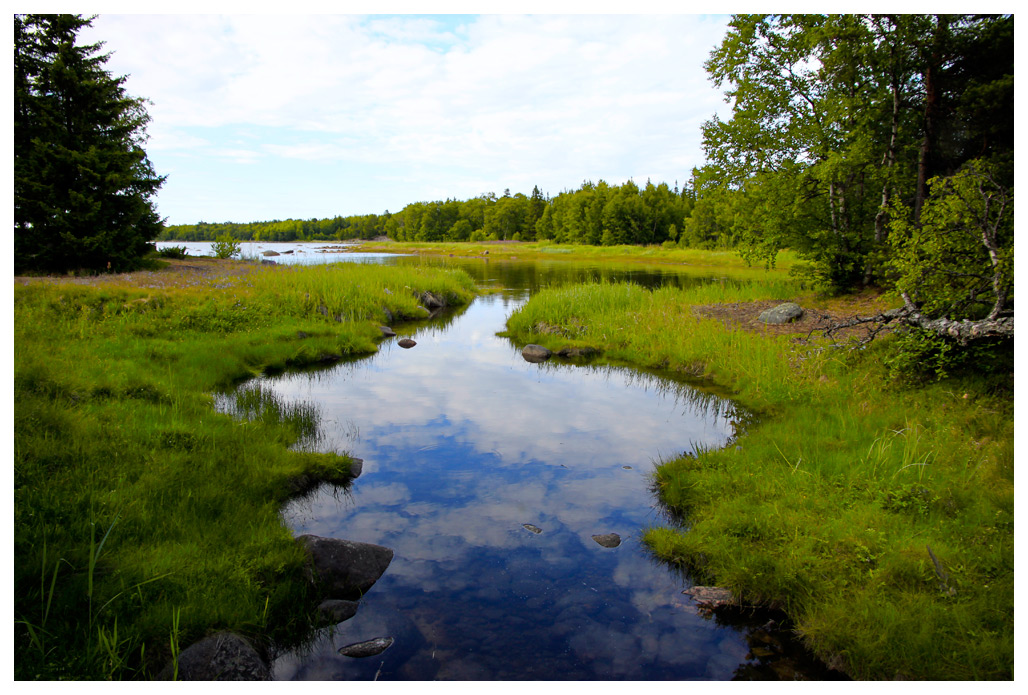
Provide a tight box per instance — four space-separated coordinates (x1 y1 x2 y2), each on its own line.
14 14 165 274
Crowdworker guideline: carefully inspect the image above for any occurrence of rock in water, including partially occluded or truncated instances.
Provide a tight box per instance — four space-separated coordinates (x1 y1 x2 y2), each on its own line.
592 533 621 548
758 302 804 324
398 338 416 348
347 457 363 479
338 637 394 658
523 524 543 534
522 344 552 363
380 326 396 337
682 586 737 610
298 535 394 600
317 599 359 625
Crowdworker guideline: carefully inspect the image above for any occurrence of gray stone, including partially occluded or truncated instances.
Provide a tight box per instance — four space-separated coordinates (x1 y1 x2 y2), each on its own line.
347 457 363 479
522 344 552 363
262 250 280 257
523 524 543 534
317 599 360 624
380 326 396 337
420 291 446 309
592 533 621 548
298 535 394 600
758 302 804 324
338 637 394 658
398 338 417 348
159 631 269 680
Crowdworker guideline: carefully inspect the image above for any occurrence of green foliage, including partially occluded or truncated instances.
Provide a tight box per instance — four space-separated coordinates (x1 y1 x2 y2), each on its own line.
154 245 188 259
888 162 1014 321
14 14 165 274
210 234 241 259
697 14 1013 293
883 328 1013 385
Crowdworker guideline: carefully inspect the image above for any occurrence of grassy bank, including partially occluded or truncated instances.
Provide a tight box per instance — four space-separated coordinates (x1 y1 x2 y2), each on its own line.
352 239 801 279
13 258 476 679
505 281 1013 679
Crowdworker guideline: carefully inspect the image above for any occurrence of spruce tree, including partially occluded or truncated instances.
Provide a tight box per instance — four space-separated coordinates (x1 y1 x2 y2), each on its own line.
14 14 165 274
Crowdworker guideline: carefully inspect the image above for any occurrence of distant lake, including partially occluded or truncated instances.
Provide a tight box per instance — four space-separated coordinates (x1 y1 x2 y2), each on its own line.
156 240 406 265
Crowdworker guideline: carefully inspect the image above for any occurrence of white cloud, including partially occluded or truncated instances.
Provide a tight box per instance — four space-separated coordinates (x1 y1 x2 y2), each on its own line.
82 13 732 221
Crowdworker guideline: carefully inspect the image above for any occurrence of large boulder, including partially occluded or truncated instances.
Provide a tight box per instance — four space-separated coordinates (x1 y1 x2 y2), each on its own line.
158 631 269 680
758 302 804 324
298 535 394 600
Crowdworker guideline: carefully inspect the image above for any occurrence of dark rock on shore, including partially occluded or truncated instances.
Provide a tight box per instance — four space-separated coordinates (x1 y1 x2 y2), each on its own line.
758 302 804 324
158 631 269 680
298 535 394 600
420 291 446 309
522 344 552 362
380 326 396 337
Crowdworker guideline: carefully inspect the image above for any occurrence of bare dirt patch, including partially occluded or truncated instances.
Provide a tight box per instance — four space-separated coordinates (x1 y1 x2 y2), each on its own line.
694 292 900 344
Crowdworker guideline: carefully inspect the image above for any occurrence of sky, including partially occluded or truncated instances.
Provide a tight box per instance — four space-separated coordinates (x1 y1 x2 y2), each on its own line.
71 7 737 226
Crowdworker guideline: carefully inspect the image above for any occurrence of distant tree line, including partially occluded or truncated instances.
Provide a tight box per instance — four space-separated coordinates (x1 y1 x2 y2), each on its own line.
161 181 737 249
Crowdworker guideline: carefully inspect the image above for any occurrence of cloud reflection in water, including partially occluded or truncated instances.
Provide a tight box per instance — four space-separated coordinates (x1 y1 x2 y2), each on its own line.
262 293 751 680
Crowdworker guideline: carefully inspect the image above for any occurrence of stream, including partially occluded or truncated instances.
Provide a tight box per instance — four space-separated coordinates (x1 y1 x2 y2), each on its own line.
172 242 843 680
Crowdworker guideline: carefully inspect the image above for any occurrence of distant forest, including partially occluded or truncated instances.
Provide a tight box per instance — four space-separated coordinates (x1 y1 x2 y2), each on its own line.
158 179 724 249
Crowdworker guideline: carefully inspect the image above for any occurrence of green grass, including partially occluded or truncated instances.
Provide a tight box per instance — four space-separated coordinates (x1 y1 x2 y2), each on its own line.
505 281 1013 680
353 239 802 279
13 259 476 679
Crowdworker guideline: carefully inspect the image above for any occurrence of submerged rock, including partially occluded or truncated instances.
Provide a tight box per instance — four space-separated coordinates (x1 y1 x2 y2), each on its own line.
758 302 804 324
298 535 394 600
338 637 394 658
682 585 737 610
398 338 417 348
522 344 552 363
592 533 621 548
159 631 269 680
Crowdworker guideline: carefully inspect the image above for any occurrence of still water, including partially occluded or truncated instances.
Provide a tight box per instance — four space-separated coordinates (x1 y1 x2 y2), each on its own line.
199 243 840 680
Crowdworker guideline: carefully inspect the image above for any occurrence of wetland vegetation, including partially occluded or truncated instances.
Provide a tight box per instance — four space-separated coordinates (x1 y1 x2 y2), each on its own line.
14 12 1013 681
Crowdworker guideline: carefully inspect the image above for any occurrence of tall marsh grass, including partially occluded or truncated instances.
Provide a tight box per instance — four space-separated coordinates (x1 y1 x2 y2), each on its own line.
13 260 475 679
